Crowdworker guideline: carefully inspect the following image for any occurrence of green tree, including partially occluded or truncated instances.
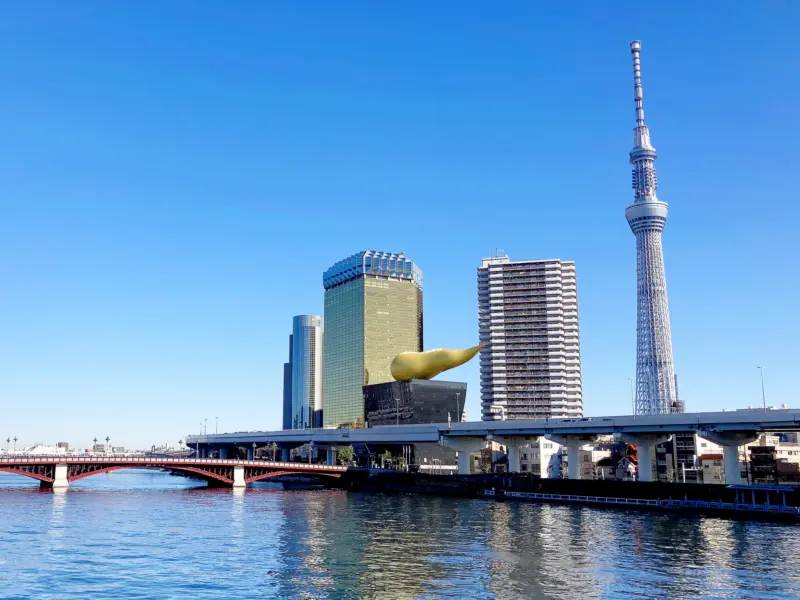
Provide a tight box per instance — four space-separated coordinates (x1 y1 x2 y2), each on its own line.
336 446 354 465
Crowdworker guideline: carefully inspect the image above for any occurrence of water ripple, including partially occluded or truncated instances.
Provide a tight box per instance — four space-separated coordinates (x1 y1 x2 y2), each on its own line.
1 471 798 599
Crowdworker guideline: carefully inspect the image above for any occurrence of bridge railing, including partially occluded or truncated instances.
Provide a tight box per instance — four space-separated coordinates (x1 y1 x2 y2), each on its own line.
0 456 348 470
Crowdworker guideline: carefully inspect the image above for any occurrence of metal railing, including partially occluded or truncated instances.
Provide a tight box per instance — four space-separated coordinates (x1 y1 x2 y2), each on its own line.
480 490 800 515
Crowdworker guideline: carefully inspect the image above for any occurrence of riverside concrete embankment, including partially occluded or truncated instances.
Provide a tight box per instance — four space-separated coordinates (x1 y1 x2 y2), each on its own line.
340 470 800 521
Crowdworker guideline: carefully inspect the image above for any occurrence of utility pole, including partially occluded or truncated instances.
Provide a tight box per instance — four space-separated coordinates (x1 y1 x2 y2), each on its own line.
757 366 767 413
629 377 635 418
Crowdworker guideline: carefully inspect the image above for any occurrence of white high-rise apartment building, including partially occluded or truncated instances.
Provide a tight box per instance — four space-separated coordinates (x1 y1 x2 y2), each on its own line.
478 256 582 421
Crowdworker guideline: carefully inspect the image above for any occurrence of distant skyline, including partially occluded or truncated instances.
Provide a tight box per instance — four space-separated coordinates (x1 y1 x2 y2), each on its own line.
1 3 798 447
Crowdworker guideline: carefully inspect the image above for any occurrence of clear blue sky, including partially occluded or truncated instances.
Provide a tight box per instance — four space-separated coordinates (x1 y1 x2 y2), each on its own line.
1 3 798 449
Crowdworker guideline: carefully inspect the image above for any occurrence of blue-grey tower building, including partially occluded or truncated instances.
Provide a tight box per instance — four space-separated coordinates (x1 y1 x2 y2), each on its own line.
624 41 679 415
282 334 293 430
291 315 324 429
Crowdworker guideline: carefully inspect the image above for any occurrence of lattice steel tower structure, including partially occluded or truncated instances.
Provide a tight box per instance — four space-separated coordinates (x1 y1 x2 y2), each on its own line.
625 41 680 415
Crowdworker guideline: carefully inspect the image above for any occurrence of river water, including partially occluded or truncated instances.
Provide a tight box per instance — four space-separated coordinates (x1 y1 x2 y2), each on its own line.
0 470 797 600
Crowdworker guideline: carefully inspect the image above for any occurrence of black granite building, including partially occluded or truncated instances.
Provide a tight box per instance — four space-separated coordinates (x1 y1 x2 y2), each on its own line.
360 379 467 471
363 379 467 427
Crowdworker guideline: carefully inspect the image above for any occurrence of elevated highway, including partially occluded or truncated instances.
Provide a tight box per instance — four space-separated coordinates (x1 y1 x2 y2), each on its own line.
185 409 800 483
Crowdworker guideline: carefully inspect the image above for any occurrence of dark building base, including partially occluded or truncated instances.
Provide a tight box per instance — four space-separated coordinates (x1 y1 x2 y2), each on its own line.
363 379 467 427
362 378 468 470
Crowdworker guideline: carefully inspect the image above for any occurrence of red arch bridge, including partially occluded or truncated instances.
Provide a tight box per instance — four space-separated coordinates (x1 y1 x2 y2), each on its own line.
0 456 349 489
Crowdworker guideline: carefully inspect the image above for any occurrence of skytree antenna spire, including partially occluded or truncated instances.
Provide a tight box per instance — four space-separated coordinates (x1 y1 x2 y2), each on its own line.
625 41 680 415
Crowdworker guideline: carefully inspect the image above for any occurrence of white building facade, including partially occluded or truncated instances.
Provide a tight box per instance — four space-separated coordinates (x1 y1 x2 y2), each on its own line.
478 255 582 421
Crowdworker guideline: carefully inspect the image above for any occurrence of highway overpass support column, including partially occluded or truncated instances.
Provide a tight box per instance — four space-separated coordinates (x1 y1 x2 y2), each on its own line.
232 465 246 488
546 435 597 480
621 435 672 482
326 447 336 466
219 448 227 459
439 436 486 475
281 448 290 462
699 431 759 485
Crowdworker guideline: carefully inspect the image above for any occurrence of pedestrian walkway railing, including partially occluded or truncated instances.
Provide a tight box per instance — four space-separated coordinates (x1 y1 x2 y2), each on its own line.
481 489 800 515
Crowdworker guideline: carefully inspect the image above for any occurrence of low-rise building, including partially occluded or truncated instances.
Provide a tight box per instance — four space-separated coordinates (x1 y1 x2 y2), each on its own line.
579 446 614 480
618 456 637 481
595 457 617 480
699 454 725 484
518 438 561 477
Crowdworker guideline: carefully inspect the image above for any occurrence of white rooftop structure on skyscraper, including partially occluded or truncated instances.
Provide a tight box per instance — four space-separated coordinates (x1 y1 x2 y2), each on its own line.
478 255 582 421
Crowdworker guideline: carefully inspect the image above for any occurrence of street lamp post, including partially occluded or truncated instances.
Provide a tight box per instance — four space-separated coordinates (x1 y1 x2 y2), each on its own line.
629 377 635 418
13 437 17 453
252 442 257 461
757 366 767 413
204 419 208 435
215 417 218 435
106 437 111 455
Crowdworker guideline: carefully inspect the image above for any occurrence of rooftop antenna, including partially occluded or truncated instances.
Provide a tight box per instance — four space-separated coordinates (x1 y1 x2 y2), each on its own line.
630 40 645 127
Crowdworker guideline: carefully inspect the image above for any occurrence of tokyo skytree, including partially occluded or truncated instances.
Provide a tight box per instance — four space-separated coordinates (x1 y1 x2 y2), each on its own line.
625 41 680 415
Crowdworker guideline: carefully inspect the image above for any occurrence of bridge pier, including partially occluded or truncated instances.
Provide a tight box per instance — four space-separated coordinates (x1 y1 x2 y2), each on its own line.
621 434 672 482
439 436 486 475
41 464 70 489
232 465 246 488
53 464 69 488
699 431 759 485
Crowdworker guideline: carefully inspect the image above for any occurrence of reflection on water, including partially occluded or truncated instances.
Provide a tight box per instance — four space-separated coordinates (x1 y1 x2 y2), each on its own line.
1 471 798 600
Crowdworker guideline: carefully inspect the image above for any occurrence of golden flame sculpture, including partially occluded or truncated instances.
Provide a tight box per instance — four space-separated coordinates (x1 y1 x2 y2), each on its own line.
390 345 482 381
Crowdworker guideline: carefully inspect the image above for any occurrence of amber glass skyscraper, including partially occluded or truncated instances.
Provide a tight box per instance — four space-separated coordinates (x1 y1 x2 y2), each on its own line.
322 251 423 428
